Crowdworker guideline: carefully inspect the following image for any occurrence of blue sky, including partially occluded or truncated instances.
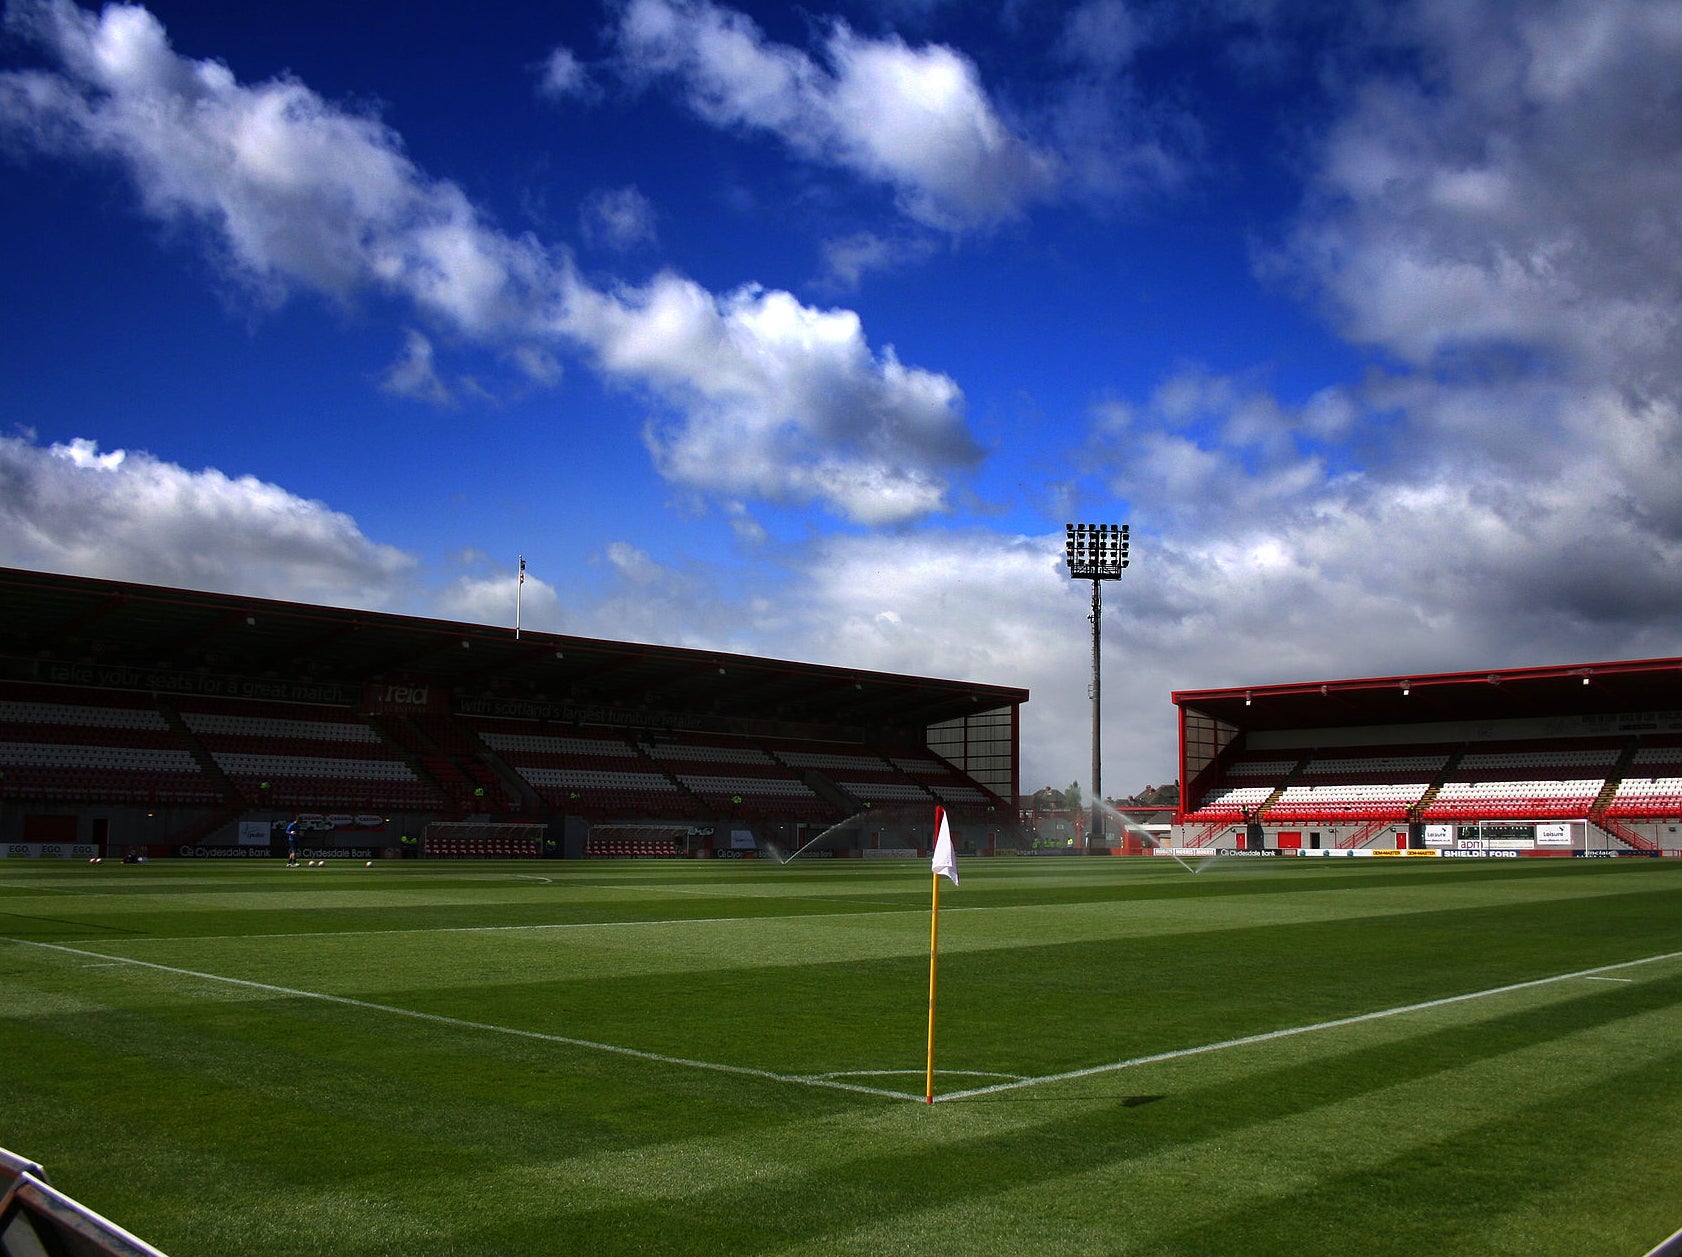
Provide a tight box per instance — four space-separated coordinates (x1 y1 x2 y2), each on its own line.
5 0 1682 795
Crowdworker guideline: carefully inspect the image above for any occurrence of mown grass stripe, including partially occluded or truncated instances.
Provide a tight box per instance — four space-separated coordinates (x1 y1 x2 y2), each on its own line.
89 905 920 945
935 947 1682 1101
3 860 1680 1254
12 935 1680 1108
5 936 911 1102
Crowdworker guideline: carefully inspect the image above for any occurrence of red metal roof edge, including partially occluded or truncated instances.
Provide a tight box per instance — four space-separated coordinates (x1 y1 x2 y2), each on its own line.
1171 655 1682 706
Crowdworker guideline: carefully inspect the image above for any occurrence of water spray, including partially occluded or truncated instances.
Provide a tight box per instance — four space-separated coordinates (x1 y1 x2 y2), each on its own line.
1093 797 1207 873
775 810 886 863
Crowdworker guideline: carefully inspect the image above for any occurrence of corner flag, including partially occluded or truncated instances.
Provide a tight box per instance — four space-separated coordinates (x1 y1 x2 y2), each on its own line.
932 805 959 886
926 805 957 1103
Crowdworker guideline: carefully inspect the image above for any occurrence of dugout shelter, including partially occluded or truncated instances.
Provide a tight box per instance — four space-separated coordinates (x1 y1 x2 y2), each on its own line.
1172 658 1682 857
0 567 1025 860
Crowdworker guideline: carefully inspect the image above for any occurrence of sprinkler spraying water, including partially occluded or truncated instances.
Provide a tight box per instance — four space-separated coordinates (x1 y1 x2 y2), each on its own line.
1092 796 1213 873
775 811 877 863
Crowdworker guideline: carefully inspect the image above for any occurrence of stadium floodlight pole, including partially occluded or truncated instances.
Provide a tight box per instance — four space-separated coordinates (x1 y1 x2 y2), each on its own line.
1064 523 1129 851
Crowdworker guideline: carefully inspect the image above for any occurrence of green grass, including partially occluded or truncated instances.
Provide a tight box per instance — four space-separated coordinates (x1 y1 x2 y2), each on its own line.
3 855 1681 1255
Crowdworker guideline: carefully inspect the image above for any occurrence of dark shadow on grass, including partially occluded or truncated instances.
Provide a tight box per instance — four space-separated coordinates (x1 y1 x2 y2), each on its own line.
956 1091 1164 1105
1153 1042 1682 1257
463 972 1682 1254
0 913 150 936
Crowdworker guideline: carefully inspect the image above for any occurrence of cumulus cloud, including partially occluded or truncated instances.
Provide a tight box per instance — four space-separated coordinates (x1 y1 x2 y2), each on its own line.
381 329 455 405
760 527 1211 791
579 184 658 251
813 229 939 292
611 0 1061 230
556 270 982 522
1290 0 1682 383
1008 0 1682 776
433 560 561 630
537 45 596 101
0 432 414 603
15 0 1682 802
1087 368 1354 530
0 0 548 330
1093 370 1682 657
605 0 1207 232
0 0 976 525
1249 0 1682 608
1057 0 1146 75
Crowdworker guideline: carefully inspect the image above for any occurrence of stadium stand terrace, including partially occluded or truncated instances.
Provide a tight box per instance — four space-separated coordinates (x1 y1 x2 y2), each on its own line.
0 567 1024 861
1172 659 1682 857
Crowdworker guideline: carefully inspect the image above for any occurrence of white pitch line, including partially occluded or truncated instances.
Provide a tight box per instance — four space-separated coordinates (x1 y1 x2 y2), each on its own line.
813 1069 1028 1082
11 937 1678 1108
3 937 913 1103
933 948 1682 1103
592 881 916 910
71 906 923 946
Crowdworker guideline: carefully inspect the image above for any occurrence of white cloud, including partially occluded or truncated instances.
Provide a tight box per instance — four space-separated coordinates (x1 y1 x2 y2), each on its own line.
1014 0 1682 784
759 528 1187 792
1087 367 1350 528
0 432 413 604
433 563 560 630
607 0 1203 227
813 228 939 292
537 45 596 101
555 270 982 522
1057 0 1146 75
381 329 455 405
1256 0 1682 591
0 1 550 332
16 0 1682 804
612 0 1061 230
1076 370 1682 790
1290 0 1682 379
603 539 664 585
579 184 658 251
0 0 977 525
724 501 767 544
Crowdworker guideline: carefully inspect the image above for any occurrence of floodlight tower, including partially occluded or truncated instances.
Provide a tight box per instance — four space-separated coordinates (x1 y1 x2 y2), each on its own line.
1064 523 1130 850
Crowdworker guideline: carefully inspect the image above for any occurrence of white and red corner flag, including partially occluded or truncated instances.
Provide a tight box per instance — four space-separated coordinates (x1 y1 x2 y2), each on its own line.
926 805 958 1103
932 806 959 886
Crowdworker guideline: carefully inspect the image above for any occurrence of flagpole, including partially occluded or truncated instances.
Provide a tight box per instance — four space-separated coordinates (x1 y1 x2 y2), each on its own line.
925 866 941 1104
926 805 958 1105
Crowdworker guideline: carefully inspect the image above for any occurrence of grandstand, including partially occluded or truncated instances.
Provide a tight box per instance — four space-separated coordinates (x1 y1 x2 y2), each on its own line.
1172 659 1682 856
0 567 1024 860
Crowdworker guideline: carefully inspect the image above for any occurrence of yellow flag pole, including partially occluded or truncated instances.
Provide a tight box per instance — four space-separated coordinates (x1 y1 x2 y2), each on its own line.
925 867 942 1104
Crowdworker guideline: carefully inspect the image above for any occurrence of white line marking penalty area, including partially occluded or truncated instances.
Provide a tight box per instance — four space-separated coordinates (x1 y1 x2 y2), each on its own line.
4 937 909 1102
936 948 1682 1102
6 939 1678 1105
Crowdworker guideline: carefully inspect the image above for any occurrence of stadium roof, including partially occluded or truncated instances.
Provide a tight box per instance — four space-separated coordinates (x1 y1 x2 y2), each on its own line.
0 567 1026 732
1173 657 1682 733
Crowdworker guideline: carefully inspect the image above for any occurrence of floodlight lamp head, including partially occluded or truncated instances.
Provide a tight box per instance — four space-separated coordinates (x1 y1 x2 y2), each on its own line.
1063 521 1130 580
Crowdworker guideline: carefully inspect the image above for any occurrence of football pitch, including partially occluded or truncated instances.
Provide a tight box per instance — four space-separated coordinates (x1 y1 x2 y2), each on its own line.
3 855 1681 1256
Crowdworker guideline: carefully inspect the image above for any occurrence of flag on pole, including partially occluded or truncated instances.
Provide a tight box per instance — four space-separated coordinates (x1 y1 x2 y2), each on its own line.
932 805 959 886
926 804 956 1103
515 555 525 639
